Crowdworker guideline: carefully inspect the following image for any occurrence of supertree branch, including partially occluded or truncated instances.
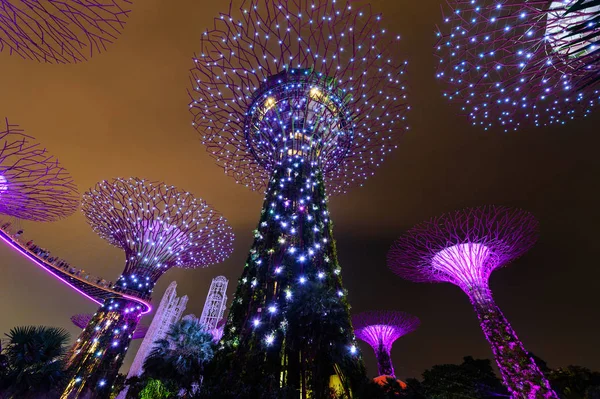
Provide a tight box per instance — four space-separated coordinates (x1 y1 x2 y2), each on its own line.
434 0 600 132
189 0 409 195
81 177 234 292
0 119 79 221
0 0 133 63
387 206 557 399
352 311 420 377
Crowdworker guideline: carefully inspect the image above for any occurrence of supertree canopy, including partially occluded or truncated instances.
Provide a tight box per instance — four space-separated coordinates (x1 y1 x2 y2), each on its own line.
435 0 600 132
189 0 408 395
0 119 78 221
61 177 234 399
353 311 420 378
71 314 147 339
388 206 558 399
0 0 132 63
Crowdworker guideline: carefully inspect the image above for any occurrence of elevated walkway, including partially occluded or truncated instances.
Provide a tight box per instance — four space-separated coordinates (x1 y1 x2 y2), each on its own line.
0 227 152 314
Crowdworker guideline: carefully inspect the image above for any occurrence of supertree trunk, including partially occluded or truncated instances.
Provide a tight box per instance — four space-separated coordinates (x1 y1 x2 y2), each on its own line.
375 344 395 377
470 290 557 399
61 297 144 399
213 160 365 397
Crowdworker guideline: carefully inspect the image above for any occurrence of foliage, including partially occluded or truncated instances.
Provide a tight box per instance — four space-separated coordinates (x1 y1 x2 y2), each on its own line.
548 366 600 399
139 379 175 399
140 318 214 396
417 356 508 399
0 326 70 399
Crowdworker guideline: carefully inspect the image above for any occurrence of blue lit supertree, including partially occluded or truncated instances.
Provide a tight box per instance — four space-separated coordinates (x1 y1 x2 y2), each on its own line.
189 0 409 396
61 177 234 399
435 0 600 131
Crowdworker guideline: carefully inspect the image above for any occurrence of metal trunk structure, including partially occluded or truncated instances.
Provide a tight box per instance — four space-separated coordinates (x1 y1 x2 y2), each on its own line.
218 161 364 397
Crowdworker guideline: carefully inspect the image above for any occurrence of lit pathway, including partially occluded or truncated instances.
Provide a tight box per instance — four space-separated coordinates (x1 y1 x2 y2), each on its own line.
0 228 152 314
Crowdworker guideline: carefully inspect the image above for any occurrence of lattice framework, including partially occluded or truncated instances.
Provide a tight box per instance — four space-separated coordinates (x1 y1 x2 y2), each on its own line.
0 0 132 63
189 0 409 195
435 0 600 131
0 119 78 221
353 311 420 354
82 177 234 285
387 206 538 290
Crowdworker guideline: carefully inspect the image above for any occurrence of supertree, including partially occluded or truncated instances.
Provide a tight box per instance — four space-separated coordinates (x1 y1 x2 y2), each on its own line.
71 314 148 340
0 0 132 63
0 118 78 221
61 177 234 399
434 0 600 132
352 311 420 378
387 206 558 399
188 0 409 395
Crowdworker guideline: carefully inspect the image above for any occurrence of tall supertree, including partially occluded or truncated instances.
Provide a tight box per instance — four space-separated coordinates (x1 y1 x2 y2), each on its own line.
0 0 132 63
61 177 234 399
435 0 600 132
0 118 78 221
352 311 420 378
387 206 558 399
188 0 409 395
71 314 148 340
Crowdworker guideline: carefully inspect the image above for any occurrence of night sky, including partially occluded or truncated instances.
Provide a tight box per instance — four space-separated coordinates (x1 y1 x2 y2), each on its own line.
1 0 599 381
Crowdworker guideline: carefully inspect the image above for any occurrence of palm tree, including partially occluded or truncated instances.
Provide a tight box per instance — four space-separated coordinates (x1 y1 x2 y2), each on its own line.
0 326 70 398
141 318 215 396
563 0 600 89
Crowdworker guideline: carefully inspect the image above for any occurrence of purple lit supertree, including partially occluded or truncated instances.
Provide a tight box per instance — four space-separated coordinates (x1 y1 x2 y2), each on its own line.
435 0 600 132
352 311 420 378
0 0 132 63
188 0 408 395
387 206 558 399
61 177 234 399
71 314 148 339
0 119 78 221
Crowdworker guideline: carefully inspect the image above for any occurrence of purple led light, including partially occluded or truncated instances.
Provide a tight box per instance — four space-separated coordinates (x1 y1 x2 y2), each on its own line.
0 119 78 221
353 311 420 377
435 0 600 131
188 0 410 196
0 228 153 314
0 0 133 63
388 206 558 398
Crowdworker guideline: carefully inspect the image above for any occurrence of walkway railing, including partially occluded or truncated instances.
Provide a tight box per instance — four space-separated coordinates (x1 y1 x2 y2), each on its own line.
0 226 152 314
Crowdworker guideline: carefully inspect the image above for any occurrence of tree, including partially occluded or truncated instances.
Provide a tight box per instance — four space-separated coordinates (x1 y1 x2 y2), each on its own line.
0 326 70 398
419 356 508 399
138 379 175 399
548 366 600 399
141 318 215 396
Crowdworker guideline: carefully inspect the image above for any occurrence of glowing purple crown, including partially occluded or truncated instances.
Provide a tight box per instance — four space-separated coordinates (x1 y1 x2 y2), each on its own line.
82 177 234 276
0 119 79 221
189 0 409 195
353 310 420 352
388 206 538 291
0 0 133 63
435 0 600 131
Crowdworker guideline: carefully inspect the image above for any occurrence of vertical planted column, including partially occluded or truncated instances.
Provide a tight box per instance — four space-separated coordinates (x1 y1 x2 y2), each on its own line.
62 298 144 398
388 206 559 399
220 159 364 397
471 294 556 398
60 177 234 399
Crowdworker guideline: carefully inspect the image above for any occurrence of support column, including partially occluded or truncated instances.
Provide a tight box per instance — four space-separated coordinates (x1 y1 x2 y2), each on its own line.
61 297 144 399
471 293 558 399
